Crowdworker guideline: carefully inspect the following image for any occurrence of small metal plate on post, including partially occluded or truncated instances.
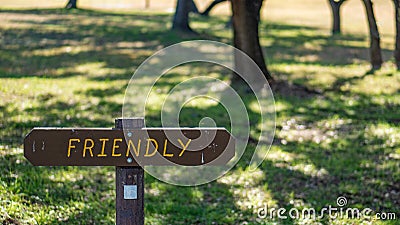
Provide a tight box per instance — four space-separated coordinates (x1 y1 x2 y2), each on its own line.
124 185 137 200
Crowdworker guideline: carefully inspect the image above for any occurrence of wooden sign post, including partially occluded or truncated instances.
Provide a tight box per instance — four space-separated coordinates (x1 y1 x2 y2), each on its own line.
23 118 235 225
115 118 144 225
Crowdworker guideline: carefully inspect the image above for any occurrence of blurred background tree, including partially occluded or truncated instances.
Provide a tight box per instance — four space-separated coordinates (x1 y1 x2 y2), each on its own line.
393 0 400 69
66 0 77 9
327 0 346 34
231 0 272 82
172 0 199 32
362 0 383 70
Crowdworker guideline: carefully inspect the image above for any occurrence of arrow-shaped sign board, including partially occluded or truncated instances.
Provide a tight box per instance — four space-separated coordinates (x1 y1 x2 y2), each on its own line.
24 128 235 166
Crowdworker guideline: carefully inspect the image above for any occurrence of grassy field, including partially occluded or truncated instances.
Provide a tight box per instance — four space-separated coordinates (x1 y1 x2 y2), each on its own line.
1 1 399 224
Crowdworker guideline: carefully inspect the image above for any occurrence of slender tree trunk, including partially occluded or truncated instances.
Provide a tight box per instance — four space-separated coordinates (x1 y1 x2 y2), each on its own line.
394 0 400 69
362 0 383 70
231 0 273 83
65 0 77 9
201 0 227 16
328 0 344 34
172 0 193 32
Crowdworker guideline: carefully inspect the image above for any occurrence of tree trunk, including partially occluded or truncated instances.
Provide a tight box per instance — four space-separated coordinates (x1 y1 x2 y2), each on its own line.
65 0 77 9
172 0 193 32
362 0 383 70
231 0 273 83
190 0 199 14
394 0 400 69
328 0 344 34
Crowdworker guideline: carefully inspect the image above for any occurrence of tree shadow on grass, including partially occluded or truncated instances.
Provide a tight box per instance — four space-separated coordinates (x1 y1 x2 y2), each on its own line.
1 152 116 224
2 83 398 224
262 23 393 67
0 8 226 82
256 86 399 222
0 98 121 147
145 176 247 224
260 135 399 222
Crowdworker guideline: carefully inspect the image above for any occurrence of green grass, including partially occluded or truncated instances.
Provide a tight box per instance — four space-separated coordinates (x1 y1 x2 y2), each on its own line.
1 6 399 225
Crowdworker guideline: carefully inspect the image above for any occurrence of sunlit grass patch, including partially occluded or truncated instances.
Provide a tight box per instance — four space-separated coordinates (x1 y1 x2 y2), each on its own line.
0 5 399 225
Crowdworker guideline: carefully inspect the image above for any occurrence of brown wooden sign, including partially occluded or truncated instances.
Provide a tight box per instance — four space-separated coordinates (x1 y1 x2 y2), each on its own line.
24 128 235 166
